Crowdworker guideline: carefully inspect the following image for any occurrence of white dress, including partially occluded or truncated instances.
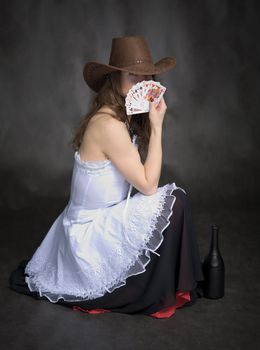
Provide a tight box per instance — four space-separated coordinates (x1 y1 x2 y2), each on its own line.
24 134 187 303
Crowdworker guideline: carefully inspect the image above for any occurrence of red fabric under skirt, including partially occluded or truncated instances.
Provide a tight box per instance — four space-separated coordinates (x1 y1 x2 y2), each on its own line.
72 291 191 319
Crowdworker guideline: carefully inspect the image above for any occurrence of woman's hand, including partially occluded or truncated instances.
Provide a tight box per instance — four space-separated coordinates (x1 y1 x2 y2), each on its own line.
148 96 167 129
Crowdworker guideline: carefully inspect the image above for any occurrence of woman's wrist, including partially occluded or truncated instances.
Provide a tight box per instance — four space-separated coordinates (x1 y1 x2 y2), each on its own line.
150 124 162 134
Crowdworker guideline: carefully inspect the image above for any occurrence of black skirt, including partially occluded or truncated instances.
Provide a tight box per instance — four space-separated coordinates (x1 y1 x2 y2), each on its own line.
9 188 205 318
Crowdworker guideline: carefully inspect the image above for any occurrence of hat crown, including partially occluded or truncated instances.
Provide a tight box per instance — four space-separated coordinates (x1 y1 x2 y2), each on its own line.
109 36 153 68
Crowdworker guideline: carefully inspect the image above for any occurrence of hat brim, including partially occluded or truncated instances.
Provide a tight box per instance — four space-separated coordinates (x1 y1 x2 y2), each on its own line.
83 57 176 93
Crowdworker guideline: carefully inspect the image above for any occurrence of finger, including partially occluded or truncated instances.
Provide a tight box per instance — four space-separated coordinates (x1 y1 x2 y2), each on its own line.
160 96 166 107
155 98 164 109
149 100 155 110
159 97 167 109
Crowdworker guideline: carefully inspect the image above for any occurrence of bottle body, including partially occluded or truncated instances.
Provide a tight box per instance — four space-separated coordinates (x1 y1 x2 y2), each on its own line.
201 225 225 299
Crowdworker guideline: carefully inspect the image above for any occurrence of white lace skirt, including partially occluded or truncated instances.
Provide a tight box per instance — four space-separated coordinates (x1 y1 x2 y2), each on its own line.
24 182 186 303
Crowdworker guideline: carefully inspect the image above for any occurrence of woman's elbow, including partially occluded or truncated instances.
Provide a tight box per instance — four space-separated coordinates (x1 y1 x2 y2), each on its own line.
143 185 158 196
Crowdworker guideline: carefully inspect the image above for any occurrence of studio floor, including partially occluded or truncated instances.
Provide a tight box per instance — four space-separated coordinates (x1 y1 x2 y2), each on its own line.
0 196 259 350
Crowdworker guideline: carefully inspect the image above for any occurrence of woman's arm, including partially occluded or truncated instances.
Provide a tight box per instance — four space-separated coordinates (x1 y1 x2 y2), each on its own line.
143 124 162 194
97 98 167 195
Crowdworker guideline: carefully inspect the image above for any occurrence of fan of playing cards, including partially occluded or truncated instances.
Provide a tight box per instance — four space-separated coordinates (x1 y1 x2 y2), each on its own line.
125 80 166 115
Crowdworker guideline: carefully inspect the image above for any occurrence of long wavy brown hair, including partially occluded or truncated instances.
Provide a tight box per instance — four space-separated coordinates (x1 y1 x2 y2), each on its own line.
69 71 156 161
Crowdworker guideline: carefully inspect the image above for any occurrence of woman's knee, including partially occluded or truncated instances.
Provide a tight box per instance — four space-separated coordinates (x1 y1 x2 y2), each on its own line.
171 188 189 215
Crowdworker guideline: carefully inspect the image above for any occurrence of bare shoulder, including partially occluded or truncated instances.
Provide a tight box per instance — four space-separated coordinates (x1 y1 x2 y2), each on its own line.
79 107 128 161
89 108 128 139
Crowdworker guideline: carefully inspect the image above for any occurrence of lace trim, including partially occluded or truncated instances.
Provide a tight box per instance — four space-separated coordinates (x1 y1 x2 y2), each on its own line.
25 183 186 302
106 183 187 292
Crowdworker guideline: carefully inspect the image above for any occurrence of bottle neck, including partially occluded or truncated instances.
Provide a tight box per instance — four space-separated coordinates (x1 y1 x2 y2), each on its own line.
210 227 220 255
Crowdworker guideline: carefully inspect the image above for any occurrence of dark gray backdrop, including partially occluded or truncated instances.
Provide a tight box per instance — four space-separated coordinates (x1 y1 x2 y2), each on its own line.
1 1 260 349
1 0 258 210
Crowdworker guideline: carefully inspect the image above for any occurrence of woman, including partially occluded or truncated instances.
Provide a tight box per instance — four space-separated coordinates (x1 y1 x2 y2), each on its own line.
9 36 205 319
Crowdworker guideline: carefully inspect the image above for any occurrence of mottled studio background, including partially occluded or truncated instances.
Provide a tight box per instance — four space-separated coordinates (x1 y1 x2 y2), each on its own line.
1 0 258 211
1 1 259 349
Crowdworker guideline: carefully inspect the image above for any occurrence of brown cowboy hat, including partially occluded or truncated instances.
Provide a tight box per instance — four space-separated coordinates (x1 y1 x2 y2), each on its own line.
83 35 176 92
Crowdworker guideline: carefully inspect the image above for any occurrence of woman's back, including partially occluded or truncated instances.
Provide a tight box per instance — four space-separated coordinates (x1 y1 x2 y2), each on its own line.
66 133 137 219
78 106 125 162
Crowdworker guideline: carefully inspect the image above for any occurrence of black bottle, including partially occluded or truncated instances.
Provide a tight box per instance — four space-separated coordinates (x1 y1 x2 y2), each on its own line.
201 224 225 299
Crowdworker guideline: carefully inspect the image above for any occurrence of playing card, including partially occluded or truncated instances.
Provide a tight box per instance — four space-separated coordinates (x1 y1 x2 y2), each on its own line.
126 81 156 113
125 80 166 115
143 80 166 104
126 82 145 107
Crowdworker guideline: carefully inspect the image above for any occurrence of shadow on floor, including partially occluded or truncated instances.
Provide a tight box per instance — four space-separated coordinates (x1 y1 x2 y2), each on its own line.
0 197 259 350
